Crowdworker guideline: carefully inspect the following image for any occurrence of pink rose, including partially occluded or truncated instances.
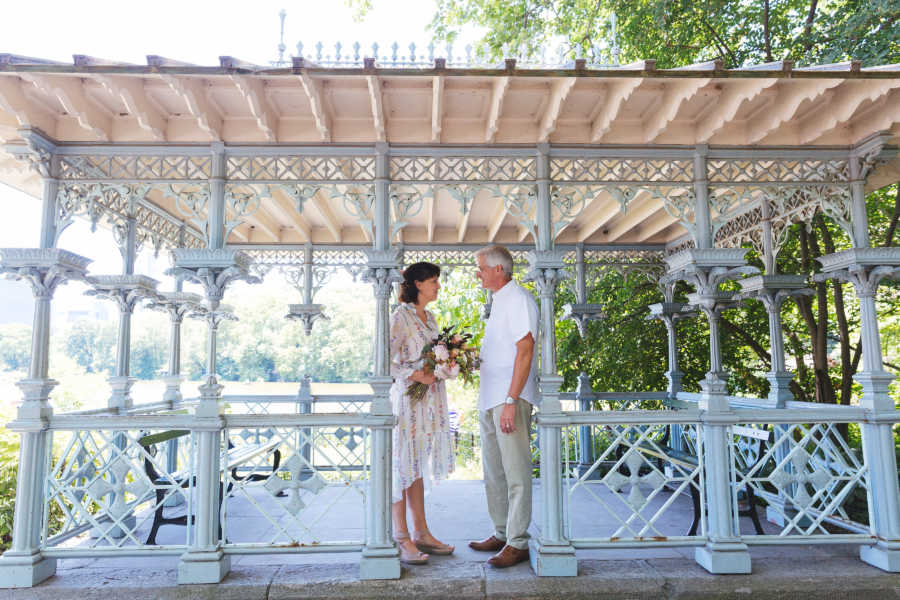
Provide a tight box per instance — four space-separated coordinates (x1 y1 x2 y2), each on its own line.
433 343 449 362
451 334 462 344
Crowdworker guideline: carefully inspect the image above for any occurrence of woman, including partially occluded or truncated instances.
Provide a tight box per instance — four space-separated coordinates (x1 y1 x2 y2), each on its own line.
389 261 455 565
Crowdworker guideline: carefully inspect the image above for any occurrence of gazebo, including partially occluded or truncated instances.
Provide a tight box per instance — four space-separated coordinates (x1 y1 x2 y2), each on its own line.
0 47 899 587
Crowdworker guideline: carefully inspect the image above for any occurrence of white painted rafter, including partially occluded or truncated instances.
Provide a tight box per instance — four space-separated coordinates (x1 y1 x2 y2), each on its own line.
92 74 167 141
798 79 900 144
746 79 844 143
298 72 332 142
487 197 507 242
268 188 312 242
576 194 622 242
309 189 341 242
635 206 679 242
0 76 57 134
243 206 282 242
456 207 471 243
426 192 435 242
485 76 510 143
20 74 110 141
844 88 900 145
695 78 778 142
228 223 250 243
644 77 712 142
606 193 661 242
590 78 643 142
366 75 386 142
431 75 444 143
230 75 278 142
160 74 222 141
538 77 576 142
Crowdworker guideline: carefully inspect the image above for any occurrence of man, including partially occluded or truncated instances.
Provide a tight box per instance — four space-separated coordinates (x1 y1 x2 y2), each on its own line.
470 245 539 568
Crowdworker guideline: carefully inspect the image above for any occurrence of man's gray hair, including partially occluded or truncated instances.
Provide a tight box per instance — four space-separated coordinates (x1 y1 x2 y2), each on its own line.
476 245 514 277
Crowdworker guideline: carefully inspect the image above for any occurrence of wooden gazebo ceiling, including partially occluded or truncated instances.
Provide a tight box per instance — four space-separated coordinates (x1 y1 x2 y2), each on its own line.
1 54 899 246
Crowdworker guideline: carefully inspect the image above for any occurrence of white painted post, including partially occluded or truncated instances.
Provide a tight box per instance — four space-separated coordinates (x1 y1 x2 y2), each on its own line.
845 153 900 571
177 143 231 585
360 142 401 580
108 213 138 413
689 147 752 574
0 138 64 588
528 144 577 576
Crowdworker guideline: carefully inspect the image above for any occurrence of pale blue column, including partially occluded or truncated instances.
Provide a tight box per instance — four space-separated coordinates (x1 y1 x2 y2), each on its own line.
0 139 86 588
177 142 231 584
360 143 402 579
685 147 751 574
528 143 577 576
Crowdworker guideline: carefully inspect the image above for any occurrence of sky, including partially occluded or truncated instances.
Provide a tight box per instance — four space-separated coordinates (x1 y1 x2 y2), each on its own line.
1 0 462 325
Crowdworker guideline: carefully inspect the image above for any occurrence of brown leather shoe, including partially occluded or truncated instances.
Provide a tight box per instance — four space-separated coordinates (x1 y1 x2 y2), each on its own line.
487 544 530 568
468 535 505 552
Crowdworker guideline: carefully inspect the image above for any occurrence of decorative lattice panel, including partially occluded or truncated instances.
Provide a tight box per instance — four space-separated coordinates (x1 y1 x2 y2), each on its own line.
564 422 705 543
390 157 535 182
43 428 194 550
707 159 849 183
227 156 376 181
222 425 368 547
551 158 693 183
59 155 211 180
731 422 869 538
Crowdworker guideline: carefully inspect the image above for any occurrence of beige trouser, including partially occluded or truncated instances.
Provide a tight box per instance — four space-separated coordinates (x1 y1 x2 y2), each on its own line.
479 400 533 550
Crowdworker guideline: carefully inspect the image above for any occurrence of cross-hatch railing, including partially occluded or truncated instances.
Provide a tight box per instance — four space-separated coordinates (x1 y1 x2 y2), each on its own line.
36 389 882 558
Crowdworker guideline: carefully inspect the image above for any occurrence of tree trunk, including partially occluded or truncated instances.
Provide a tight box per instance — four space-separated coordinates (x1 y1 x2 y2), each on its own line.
818 219 854 405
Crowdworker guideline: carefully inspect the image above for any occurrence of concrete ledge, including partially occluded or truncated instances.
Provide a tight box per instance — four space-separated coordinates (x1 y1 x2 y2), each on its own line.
3 554 900 599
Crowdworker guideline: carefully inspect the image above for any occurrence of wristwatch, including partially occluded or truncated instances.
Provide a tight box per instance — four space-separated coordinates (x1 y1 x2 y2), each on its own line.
504 395 517 405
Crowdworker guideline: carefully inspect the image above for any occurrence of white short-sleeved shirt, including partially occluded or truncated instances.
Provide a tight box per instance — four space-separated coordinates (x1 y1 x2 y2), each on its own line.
478 279 539 412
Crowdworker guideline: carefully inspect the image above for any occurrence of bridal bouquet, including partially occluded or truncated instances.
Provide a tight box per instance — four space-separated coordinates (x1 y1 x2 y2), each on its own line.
407 325 479 405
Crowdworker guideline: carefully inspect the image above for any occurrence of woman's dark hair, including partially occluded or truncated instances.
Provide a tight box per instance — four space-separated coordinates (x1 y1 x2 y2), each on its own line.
400 261 441 304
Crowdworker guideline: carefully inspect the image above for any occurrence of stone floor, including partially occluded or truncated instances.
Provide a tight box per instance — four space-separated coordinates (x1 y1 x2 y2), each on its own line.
5 480 899 599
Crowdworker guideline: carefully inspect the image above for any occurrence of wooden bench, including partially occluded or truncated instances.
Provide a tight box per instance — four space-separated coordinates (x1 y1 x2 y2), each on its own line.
617 424 767 536
138 430 282 545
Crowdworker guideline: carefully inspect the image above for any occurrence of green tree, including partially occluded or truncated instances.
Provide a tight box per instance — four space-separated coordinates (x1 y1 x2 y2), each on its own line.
61 319 116 374
422 0 898 68
0 324 31 372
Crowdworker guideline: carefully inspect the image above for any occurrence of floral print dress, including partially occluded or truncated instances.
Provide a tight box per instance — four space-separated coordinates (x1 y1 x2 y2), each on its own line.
389 302 455 502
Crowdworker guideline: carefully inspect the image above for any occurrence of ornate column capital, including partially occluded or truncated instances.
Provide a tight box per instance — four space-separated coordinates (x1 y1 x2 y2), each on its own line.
815 248 900 297
738 274 813 310
168 248 261 303
362 247 403 298
286 305 329 335
524 248 569 295
148 291 206 321
664 248 756 296
85 275 160 313
11 129 56 179
0 248 91 298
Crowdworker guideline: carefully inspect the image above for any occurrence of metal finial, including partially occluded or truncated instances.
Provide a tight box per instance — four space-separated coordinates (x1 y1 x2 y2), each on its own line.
275 9 287 66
